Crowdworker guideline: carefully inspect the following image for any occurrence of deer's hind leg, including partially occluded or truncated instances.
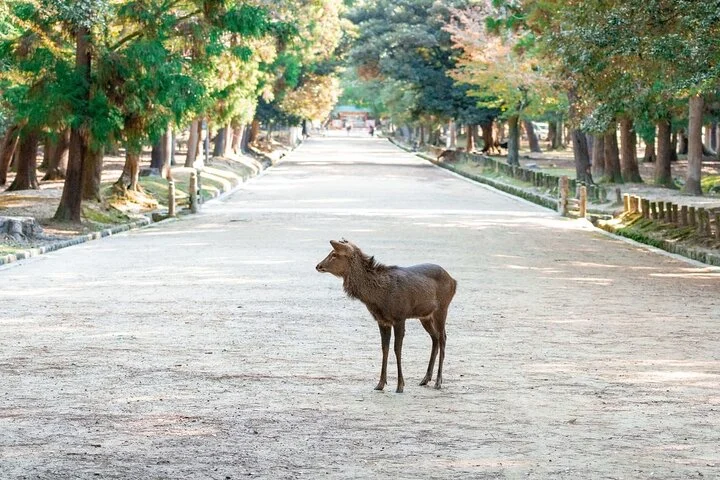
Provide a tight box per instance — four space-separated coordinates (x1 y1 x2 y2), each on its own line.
419 316 439 386
433 307 449 390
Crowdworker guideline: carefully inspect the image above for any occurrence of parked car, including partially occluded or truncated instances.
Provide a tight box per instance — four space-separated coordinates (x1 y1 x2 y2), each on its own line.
532 122 549 141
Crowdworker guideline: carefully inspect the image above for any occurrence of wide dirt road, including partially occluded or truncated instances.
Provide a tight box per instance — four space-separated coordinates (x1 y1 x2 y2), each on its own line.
1 134 719 479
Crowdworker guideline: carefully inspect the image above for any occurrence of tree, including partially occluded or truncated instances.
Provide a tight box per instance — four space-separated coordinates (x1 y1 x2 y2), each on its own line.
446 2 556 165
347 0 495 146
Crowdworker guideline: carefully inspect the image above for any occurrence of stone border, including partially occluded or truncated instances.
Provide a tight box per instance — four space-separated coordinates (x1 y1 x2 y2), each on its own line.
597 223 720 267
388 138 559 211
0 151 278 267
388 137 720 268
0 217 153 266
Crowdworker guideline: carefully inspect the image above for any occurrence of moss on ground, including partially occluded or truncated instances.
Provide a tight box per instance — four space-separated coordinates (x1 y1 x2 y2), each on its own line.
599 211 720 252
702 175 720 194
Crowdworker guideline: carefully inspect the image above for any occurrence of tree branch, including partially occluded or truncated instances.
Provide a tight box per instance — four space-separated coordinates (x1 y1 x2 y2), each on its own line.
110 8 202 51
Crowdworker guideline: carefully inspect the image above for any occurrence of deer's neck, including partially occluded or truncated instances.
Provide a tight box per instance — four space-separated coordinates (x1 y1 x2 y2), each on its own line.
343 257 387 304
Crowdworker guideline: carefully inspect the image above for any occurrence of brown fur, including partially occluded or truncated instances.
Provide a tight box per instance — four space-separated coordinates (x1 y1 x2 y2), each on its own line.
316 239 457 392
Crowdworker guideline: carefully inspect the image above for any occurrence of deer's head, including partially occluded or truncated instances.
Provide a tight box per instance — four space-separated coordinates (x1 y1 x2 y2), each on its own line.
316 239 355 277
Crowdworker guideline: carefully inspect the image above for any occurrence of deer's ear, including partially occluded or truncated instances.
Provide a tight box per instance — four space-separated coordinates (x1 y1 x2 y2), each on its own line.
330 240 353 254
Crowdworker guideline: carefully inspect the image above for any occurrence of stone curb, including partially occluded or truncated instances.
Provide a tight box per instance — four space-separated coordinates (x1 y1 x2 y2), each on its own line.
596 223 720 267
0 151 277 268
388 137 720 268
0 217 153 266
388 138 558 211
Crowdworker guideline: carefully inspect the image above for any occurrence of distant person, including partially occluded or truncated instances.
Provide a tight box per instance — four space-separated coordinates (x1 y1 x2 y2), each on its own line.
346 123 352 135
369 125 375 136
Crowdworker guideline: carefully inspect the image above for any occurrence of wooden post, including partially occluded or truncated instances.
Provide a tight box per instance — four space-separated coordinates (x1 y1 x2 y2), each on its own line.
671 204 678 224
632 195 641 213
680 205 688 226
650 201 658 220
714 212 720 240
664 202 673 223
699 208 711 235
579 185 587 218
641 198 650 219
189 170 198 213
697 208 705 234
688 206 696 227
705 210 713 236
196 168 203 204
623 194 630 212
657 202 665 221
559 176 569 216
168 180 176 217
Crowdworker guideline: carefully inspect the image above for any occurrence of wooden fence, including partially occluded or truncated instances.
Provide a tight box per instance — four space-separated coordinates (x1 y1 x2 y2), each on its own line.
623 194 720 240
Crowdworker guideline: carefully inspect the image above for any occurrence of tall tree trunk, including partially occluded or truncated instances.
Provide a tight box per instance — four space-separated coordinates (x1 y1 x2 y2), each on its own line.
712 123 718 151
82 144 104 201
655 119 672 187
554 118 563 148
547 122 557 150
480 122 493 153
465 124 475 152
170 131 176 166
240 124 251 153
678 129 688 155
507 115 520 166
591 135 605 180
222 124 233 157
683 95 704 195
117 150 142 192
523 119 542 153
150 138 163 171
620 118 642 182
184 119 200 167
0 125 20 185
55 26 90 222
43 129 70 180
448 121 457 149
567 89 589 180
213 127 227 157
603 129 622 183
715 124 720 160
571 129 590 183
496 121 506 142
41 136 51 170
249 119 260 144
151 127 172 176
642 140 656 163
7 130 40 191
670 131 679 162
163 127 172 179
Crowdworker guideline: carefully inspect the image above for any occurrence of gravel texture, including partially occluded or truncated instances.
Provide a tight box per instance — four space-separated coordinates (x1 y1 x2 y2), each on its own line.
1 133 719 479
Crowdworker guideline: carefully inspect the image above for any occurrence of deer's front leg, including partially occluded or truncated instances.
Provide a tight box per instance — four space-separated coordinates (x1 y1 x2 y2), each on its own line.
375 324 392 391
393 320 406 393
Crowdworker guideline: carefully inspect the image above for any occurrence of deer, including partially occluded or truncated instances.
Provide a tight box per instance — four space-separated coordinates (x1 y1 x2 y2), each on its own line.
315 239 457 393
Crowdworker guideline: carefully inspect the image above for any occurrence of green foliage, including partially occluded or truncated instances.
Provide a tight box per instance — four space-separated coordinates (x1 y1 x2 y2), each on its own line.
347 0 494 126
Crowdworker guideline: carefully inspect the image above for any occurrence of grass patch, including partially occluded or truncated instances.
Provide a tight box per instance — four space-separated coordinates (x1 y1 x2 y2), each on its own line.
599 211 720 251
0 246 22 256
701 175 720 194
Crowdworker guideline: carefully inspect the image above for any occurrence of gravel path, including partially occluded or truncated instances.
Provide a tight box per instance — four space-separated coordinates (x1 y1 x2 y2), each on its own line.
1 133 719 479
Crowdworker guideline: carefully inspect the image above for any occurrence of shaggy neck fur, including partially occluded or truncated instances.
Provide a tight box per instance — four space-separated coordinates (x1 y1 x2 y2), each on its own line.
342 249 390 303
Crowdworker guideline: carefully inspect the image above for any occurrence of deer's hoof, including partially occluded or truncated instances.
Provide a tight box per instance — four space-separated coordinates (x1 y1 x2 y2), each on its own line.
396 384 404 393
419 376 431 386
434 379 442 390
374 383 385 391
